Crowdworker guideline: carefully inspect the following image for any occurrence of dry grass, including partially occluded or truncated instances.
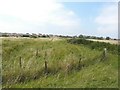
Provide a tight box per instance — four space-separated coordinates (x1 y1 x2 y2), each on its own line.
87 39 119 45
0 37 62 41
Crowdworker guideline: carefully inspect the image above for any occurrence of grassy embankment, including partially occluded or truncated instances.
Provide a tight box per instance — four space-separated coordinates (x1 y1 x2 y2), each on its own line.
2 37 118 88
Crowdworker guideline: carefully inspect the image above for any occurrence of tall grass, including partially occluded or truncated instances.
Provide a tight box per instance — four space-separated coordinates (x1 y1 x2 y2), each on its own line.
2 38 118 88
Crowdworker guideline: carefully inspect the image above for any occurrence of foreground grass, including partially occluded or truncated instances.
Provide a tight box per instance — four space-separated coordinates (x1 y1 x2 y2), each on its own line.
2 37 118 88
8 61 118 88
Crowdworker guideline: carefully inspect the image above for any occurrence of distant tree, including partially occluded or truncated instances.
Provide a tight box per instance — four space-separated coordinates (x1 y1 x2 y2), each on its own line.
42 35 46 38
86 36 90 39
73 36 77 38
106 37 110 40
93 36 97 39
97 37 104 40
23 34 30 37
78 35 84 38
2 33 9 37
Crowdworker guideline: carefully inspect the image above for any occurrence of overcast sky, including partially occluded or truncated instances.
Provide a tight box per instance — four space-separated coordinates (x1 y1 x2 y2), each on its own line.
0 0 118 38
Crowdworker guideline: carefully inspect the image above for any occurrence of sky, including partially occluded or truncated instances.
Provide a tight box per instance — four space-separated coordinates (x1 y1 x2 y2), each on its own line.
0 0 118 38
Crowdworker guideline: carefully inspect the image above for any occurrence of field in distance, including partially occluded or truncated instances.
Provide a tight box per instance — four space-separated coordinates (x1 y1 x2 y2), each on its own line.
87 39 118 45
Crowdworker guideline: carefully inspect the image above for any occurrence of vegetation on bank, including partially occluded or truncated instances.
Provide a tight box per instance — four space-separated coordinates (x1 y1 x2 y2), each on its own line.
67 38 119 55
2 38 118 88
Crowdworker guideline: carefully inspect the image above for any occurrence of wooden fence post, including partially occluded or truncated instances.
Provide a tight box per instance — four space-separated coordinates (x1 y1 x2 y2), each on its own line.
101 48 107 61
66 63 70 74
36 49 38 57
44 51 48 75
44 60 48 74
19 56 22 68
78 57 81 69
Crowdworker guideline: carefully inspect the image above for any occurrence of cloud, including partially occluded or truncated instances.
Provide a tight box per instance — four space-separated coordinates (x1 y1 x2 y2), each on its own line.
0 0 81 35
59 0 119 2
94 4 118 38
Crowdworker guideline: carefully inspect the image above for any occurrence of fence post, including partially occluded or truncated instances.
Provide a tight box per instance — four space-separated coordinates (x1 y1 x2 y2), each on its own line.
19 56 22 68
44 51 48 75
66 63 70 74
44 60 48 74
78 57 81 69
101 48 107 61
77 54 82 70
36 49 38 57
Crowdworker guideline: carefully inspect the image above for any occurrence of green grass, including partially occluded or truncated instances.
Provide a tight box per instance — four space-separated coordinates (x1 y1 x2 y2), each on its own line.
2 38 118 88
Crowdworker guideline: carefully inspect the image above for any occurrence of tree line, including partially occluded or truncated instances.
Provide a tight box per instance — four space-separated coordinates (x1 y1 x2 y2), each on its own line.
0 32 117 40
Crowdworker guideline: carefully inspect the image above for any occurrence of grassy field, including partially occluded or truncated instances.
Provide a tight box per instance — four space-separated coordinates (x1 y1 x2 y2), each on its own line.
2 37 118 88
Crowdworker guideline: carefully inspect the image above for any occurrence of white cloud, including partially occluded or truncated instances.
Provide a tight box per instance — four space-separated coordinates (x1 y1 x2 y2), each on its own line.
59 0 119 2
0 0 81 35
95 4 118 38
